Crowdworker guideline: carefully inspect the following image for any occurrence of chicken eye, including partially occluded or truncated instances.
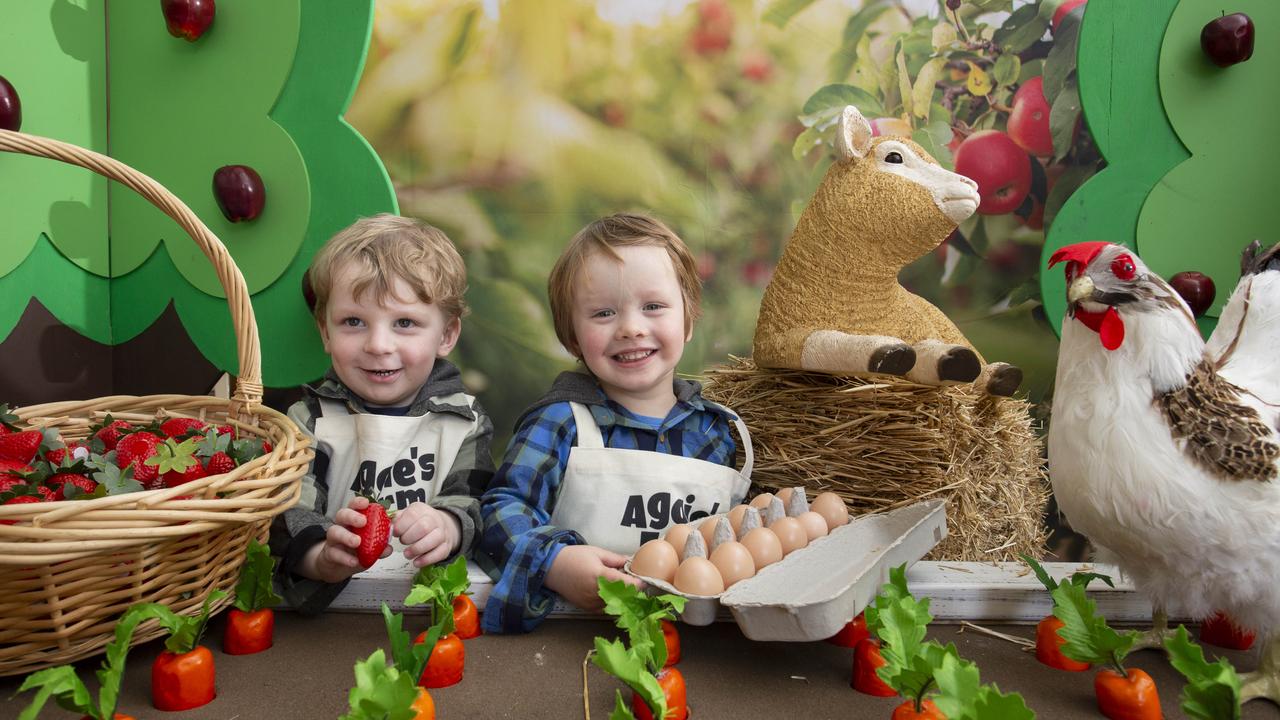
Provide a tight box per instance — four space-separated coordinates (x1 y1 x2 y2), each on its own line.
1111 254 1137 281
885 151 904 164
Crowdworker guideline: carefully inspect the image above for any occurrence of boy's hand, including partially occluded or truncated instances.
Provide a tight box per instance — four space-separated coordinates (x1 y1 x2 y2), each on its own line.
392 502 461 568
544 544 644 612
304 496 392 583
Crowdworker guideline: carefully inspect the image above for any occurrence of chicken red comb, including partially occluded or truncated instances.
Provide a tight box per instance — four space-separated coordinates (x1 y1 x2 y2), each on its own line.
1048 241 1113 270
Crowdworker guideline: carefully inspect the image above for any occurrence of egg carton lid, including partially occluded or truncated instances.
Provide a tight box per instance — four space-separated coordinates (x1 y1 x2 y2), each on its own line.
628 499 947 641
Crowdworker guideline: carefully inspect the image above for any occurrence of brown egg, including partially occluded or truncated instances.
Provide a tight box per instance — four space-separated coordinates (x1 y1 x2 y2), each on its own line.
673 556 725 596
748 492 775 510
728 504 751 535
740 526 784 570
797 511 829 542
709 541 756 588
770 516 809 555
630 539 678 583
775 487 794 507
812 492 850 530
698 516 723 547
664 524 694 554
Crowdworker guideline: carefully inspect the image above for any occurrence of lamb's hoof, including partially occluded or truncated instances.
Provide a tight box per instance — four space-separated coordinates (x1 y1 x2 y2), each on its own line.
985 364 1023 397
869 343 915 376
937 347 980 383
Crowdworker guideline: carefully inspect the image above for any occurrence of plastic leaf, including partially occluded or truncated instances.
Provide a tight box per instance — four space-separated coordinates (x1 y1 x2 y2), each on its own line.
1051 580 1135 668
146 438 199 474
592 637 666 720
931 653 983 718
1020 554 1059 591
405 555 470 636
598 578 685 672
609 690 638 720
234 539 282 612
972 686 1037 720
17 667 92 720
865 564 912 636
1165 625 1242 720
123 588 227 655
381 602 440 682
340 649 420 720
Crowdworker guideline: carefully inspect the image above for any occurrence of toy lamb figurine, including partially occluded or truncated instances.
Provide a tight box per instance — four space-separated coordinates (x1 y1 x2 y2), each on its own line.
753 105 1022 396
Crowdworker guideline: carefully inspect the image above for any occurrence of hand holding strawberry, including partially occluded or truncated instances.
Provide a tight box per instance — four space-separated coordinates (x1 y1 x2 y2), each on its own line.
393 502 462 568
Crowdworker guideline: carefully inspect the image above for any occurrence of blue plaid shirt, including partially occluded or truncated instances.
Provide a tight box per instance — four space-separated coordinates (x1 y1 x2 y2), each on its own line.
477 374 738 633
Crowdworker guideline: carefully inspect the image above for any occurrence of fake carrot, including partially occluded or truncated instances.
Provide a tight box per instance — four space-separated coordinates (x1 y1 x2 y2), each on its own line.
893 698 946 719
661 619 681 666
126 590 227 711
1052 581 1161 720
1021 555 1112 672
406 556 473 686
853 638 899 697
224 539 281 655
827 612 871 647
340 648 435 720
1198 612 1254 651
592 578 689 720
416 630 465 688
452 594 482 639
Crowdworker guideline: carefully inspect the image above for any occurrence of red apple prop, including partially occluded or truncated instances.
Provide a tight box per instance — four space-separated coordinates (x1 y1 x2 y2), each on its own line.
953 130 1032 215
0 75 20 132
213 165 266 222
870 117 912 138
1201 13 1254 67
1008 77 1053 157
1051 0 1087 33
1169 271 1216 317
161 0 216 42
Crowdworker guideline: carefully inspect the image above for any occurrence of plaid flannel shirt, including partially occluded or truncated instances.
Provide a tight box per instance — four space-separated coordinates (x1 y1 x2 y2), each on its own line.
477 372 737 633
270 360 494 614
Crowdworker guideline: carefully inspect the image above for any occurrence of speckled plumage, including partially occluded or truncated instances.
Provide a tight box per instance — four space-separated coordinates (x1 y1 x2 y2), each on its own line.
1049 242 1280 636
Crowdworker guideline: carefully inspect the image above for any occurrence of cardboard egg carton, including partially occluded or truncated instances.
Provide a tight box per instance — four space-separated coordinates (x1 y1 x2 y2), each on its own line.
625 498 948 641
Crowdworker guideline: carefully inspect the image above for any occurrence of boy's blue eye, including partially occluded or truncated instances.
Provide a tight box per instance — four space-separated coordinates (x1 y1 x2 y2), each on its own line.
395 318 416 329
643 303 665 312
341 317 363 328
592 309 615 319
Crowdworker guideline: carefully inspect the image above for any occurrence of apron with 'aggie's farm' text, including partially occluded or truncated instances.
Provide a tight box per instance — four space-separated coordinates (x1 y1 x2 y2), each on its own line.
315 398 473 571
549 401 753 555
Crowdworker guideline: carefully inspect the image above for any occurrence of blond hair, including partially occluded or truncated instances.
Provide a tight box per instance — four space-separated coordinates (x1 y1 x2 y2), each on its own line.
306 214 468 324
548 213 701 356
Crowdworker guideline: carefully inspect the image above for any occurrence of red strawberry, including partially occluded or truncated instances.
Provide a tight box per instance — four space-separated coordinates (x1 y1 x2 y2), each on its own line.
93 420 133 451
47 473 97 500
0 431 43 464
204 451 236 476
160 417 208 438
116 432 162 487
33 485 56 502
44 442 88 467
262 441 273 454
215 424 235 437
351 501 391 568
0 476 26 494
0 494 41 524
0 458 32 476
163 462 207 488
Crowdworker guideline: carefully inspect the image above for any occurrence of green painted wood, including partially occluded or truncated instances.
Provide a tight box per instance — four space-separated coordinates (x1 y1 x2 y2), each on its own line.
1137 0 1278 317
106 0 307 297
0 1 108 301
0 233 111 343
1041 0 1188 334
109 0 395 385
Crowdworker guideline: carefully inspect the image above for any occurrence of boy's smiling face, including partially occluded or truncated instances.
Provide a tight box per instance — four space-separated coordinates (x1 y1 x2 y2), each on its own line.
320 266 460 408
571 245 690 417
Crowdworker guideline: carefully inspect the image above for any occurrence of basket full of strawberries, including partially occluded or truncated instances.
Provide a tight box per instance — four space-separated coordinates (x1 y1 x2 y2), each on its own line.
0 129 311 676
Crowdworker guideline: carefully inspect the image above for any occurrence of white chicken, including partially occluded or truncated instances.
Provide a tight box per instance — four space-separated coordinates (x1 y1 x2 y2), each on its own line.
1047 239 1280 703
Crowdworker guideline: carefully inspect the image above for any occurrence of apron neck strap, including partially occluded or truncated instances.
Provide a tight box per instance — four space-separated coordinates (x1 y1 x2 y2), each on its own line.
703 400 754 480
317 397 346 417
569 402 605 448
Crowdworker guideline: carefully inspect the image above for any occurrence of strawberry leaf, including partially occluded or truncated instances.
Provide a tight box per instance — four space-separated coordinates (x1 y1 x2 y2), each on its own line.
233 539 282 612
1051 580 1136 670
0 404 20 431
592 636 666 720
195 429 232 457
146 438 199 474
339 649 421 720
1165 625 1242 720
90 461 143 496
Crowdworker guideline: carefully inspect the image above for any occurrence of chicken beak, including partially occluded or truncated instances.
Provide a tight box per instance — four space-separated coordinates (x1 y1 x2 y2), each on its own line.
1067 275 1095 305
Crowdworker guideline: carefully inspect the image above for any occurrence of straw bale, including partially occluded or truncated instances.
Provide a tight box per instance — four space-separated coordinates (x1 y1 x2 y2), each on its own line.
703 357 1047 561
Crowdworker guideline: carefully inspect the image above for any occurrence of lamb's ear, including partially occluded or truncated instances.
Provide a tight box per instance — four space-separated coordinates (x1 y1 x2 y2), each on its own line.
836 105 873 161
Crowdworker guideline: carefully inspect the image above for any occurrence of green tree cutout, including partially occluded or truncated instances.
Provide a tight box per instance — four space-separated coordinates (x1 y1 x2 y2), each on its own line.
0 0 396 387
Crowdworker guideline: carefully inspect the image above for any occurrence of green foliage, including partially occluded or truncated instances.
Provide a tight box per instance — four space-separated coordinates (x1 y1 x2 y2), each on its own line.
1020 554 1114 592
598 578 685 672
122 588 228 655
17 601 152 719
609 690 638 720
405 555 471 637
1050 580 1136 671
1164 625 1242 720
233 539 282 613
340 649 422 720
380 602 441 683
932 653 1036 720
591 636 667 720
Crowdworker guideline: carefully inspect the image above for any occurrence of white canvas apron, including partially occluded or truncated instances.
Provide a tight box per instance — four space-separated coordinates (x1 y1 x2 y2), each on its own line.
549 402 753 555
315 398 473 572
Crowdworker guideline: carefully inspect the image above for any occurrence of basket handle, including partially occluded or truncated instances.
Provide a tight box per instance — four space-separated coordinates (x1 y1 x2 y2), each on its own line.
0 129 262 409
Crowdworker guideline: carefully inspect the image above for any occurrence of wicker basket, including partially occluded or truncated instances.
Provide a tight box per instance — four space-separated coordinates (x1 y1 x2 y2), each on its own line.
0 129 312 676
